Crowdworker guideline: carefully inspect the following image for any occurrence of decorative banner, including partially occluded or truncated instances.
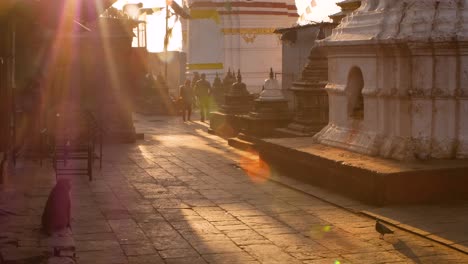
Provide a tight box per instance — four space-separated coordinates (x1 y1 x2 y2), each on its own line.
190 9 221 24
222 28 277 44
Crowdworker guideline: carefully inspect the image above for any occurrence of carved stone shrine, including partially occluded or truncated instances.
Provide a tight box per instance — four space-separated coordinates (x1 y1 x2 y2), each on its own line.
241 68 291 138
314 0 468 161
209 70 253 137
276 45 329 137
211 72 224 108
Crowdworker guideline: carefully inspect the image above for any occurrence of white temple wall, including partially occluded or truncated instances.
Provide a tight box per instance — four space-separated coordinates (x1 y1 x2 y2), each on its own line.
187 17 224 79
187 0 296 90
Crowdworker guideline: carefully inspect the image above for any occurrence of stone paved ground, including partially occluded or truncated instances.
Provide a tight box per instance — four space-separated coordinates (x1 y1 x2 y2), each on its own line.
1 114 467 263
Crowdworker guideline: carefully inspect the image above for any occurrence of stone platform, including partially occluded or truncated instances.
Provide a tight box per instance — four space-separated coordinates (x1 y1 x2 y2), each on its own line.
257 137 468 206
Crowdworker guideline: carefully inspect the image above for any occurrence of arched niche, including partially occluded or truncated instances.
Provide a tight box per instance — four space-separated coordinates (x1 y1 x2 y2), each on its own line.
346 66 364 120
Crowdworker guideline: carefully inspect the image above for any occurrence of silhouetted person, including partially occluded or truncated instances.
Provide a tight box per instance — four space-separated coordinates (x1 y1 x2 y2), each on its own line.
179 79 193 121
194 73 211 122
191 72 200 90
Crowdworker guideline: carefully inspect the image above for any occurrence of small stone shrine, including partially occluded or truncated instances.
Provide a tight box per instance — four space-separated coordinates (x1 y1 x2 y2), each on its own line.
223 69 236 95
136 73 176 115
222 70 253 114
241 68 291 137
315 0 468 160
209 70 253 136
276 45 329 137
212 73 224 108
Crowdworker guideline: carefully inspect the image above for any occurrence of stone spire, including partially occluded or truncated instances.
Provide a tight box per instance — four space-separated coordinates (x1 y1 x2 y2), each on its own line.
329 0 361 24
236 69 242 82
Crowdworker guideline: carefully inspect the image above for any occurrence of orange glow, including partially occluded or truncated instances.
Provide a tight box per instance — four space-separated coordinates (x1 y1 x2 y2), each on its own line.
238 148 270 184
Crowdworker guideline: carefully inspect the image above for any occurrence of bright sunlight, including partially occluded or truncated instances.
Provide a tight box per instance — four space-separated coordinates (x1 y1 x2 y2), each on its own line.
113 0 183 52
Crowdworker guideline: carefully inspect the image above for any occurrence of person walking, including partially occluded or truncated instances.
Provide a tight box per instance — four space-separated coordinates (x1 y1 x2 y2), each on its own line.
179 79 194 121
194 73 211 122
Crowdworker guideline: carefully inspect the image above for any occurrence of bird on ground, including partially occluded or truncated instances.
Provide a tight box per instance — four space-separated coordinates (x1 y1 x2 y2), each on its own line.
375 220 394 239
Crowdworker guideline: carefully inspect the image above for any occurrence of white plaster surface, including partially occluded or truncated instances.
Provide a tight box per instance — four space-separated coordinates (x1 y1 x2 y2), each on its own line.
187 0 296 93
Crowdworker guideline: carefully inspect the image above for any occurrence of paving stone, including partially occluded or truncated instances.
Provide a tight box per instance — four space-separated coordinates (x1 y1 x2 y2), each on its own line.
215 224 252 231
242 244 302 264
72 221 112 234
342 250 407 263
151 236 192 250
158 247 200 259
164 256 208 264
201 252 257 263
127 254 165 264
139 222 179 238
122 243 157 256
180 231 231 244
191 240 243 254
0 247 47 262
75 239 121 252
76 250 127 264
152 199 190 209
210 220 245 227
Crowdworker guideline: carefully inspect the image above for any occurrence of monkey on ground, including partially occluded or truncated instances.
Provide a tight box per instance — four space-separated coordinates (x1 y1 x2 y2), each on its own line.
41 178 72 235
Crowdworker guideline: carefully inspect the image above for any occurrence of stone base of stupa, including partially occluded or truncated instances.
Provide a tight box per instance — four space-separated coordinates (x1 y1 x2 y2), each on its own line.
275 119 326 138
241 115 291 138
257 137 468 205
209 111 245 138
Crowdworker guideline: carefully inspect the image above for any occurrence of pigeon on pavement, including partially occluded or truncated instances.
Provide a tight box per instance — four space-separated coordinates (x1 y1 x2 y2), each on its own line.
375 220 394 239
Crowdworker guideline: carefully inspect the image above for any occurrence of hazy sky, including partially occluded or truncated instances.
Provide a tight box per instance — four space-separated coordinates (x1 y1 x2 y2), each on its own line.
112 0 342 51
113 0 341 23
296 0 341 24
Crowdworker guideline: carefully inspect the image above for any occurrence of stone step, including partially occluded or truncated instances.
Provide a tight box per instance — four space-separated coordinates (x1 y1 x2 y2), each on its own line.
274 127 316 138
228 137 256 151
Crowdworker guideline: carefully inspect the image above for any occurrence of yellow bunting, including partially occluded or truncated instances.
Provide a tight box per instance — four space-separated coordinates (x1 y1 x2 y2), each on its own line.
187 63 224 70
222 28 277 35
190 9 221 24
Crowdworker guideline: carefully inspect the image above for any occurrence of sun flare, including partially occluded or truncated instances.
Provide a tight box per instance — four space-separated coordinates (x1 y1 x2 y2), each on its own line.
113 0 183 52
